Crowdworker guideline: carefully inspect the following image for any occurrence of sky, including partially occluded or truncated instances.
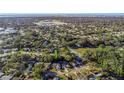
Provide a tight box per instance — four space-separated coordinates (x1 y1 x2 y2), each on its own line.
0 0 124 13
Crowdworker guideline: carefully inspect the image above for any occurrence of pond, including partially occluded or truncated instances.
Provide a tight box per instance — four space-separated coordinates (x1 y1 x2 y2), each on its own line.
42 71 59 80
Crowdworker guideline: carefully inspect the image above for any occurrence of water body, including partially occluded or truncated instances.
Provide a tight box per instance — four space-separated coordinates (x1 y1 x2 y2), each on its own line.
0 27 17 35
0 13 124 17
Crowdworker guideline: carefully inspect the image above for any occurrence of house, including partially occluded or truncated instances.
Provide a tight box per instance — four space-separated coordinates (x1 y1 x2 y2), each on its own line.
0 27 4 31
